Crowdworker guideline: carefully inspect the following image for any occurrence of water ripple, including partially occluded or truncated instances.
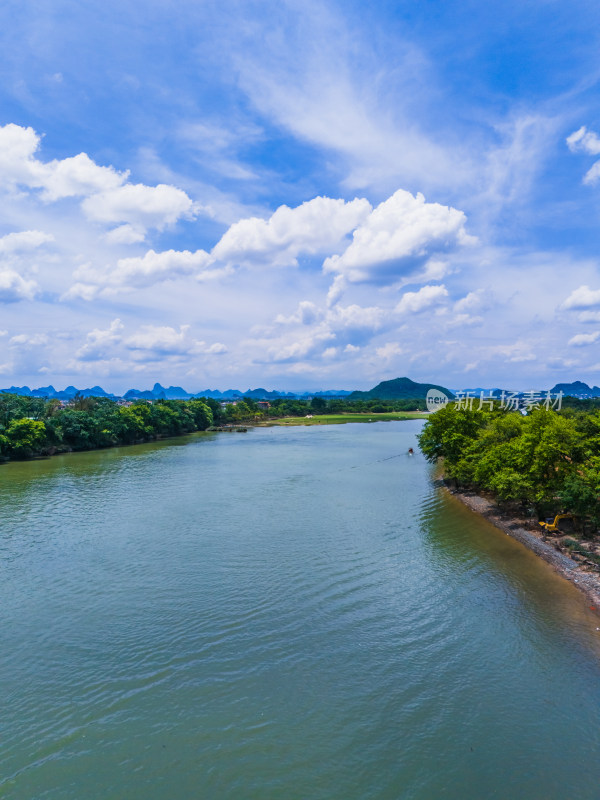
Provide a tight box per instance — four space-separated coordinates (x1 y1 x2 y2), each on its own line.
2 424 600 800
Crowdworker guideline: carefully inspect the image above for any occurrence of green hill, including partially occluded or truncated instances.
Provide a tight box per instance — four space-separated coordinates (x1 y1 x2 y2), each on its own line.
550 381 600 397
348 377 454 401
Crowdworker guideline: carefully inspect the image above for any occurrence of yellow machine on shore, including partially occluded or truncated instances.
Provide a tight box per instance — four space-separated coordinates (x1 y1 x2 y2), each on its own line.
539 514 574 534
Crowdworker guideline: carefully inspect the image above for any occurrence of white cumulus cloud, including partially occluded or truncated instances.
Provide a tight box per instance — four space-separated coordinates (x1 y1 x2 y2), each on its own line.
82 183 195 231
395 284 448 314
40 153 127 202
566 126 600 156
125 324 195 355
447 313 483 328
0 124 127 198
76 319 124 361
259 301 389 363
275 300 322 326
61 282 100 302
561 285 600 310
104 224 146 245
0 230 54 253
489 341 536 363
66 248 220 297
0 123 45 186
323 190 473 288
566 127 600 185
376 342 404 360
454 289 489 314
265 329 336 363
0 270 38 302
212 196 371 267
9 332 48 347
0 124 196 238
327 303 385 335
577 310 600 323
108 248 213 289
124 324 227 358
568 331 600 347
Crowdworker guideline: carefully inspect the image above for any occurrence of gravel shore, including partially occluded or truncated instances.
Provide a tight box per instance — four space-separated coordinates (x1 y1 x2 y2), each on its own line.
441 482 600 612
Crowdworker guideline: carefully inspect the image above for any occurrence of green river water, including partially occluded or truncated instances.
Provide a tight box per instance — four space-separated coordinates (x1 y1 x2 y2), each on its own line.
1 421 599 799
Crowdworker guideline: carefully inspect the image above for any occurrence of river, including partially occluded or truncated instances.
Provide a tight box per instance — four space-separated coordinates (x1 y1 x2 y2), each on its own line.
1 421 599 799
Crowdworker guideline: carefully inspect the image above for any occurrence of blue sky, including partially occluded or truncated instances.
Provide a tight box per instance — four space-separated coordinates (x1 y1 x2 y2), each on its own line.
2 0 600 392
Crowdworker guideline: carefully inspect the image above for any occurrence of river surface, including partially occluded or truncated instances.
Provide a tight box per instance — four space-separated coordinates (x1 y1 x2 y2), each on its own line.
1 421 600 799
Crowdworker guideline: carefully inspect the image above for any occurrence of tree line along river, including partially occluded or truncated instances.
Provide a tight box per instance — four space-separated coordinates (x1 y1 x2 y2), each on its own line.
1 420 599 799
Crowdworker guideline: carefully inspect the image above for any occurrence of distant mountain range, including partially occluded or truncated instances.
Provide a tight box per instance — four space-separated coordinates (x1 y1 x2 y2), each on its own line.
0 377 454 401
0 382 352 401
2 378 598 402
0 384 118 400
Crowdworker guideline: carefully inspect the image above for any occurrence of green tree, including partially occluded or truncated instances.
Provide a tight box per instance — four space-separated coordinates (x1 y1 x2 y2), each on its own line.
56 409 97 450
187 400 213 430
5 418 47 457
70 394 98 412
558 466 600 528
310 396 327 413
417 404 486 477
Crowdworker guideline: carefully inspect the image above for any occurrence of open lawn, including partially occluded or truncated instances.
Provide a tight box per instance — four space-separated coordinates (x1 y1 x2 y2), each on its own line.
260 412 428 426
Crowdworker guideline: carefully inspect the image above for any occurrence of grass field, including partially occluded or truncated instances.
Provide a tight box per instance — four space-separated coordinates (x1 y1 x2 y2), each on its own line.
260 412 428 426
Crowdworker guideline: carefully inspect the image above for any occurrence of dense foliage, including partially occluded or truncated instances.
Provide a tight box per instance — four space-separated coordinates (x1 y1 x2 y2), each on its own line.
212 395 424 421
0 394 214 460
269 396 425 415
418 404 600 525
0 392 425 460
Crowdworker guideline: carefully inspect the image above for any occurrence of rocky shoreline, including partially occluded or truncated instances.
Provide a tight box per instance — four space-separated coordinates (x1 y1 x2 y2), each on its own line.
441 482 600 613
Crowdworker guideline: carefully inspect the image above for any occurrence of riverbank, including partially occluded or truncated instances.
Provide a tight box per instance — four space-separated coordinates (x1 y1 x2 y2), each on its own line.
442 482 600 612
0 413 425 464
258 411 428 426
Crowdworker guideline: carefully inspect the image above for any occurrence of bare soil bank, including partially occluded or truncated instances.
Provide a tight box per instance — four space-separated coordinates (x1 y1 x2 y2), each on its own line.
441 482 600 613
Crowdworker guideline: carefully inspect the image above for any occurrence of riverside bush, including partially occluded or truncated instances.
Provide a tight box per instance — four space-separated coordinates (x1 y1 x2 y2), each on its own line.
418 404 600 528
0 394 214 460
